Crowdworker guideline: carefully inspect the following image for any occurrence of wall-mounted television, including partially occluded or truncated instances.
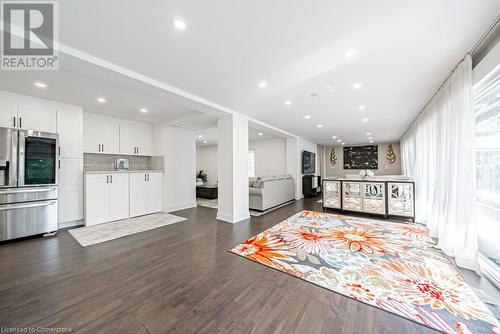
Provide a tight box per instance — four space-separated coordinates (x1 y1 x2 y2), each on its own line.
302 150 316 174
343 145 378 169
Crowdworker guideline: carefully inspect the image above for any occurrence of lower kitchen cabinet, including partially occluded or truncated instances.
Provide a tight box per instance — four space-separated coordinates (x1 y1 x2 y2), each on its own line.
129 172 163 217
84 173 129 226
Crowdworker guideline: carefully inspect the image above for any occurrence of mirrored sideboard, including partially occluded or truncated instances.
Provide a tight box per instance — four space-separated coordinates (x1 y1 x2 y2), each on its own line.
323 179 415 221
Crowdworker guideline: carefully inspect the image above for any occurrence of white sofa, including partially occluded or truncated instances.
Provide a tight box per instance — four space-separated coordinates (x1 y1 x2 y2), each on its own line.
249 175 295 211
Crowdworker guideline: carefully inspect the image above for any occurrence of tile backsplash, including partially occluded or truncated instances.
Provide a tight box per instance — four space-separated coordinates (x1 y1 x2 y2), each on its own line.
84 153 164 171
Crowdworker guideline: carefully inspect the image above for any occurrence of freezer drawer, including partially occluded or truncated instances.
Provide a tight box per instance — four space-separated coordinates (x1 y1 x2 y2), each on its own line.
0 200 58 241
0 186 58 205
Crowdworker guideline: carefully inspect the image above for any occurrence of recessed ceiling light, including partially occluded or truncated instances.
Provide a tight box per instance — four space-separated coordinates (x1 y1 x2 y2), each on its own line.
258 81 267 88
337 139 341 143
362 118 368 122
258 132 263 136
345 49 357 58
198 135 203 139
97 97 106 103
173 19 187 30
369 140 374 143
359 105 366 110
366 132 372 136
332 136 337 139
34 82 47 88
368 137 373 140
317 124 323 128
325 85 334 93
203 140 207 144
353 83 363 90
304 115 311 120
342 142 346 145
140 108 148 113
284 100 292 106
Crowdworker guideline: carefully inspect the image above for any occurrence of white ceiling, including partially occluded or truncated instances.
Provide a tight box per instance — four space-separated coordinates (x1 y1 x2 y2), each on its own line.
3 1 499 145
196 125 284 146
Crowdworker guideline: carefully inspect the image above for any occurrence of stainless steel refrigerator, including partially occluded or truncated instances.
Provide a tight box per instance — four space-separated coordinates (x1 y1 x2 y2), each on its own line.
0 127 58 241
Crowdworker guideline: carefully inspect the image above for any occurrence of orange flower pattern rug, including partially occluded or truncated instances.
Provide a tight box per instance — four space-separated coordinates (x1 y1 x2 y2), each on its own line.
229 210 500 334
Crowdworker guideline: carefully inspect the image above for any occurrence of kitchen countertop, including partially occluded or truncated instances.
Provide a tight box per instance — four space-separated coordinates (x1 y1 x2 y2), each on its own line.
84 170 164 174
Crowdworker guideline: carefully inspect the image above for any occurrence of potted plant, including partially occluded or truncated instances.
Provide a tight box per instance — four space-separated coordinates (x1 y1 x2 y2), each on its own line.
197 170 208 184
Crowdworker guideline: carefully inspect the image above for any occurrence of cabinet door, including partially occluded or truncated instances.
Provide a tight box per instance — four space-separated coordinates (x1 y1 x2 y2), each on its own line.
100 119 120 154
119 122 137 155
363 182 386 214
388 183 414 217
59 159 83 224
57 108 83 159
323 180 341 209
18 105 57 132
137 123 153 156
129 173 149 217
108 173 130 221
85 174 109 226
0 103 17 128
83 114 101 153
147 173 163 213
342 182 363 212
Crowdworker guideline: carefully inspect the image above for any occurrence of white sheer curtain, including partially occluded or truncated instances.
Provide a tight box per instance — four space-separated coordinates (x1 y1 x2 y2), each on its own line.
401 55 478 271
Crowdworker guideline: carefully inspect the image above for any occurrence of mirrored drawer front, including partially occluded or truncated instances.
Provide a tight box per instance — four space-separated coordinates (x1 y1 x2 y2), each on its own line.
363 182 386 214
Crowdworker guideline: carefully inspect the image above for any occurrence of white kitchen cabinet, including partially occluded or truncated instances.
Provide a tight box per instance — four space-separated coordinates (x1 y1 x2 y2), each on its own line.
58 159 83 223
129 172 163 217
18 105 57 133
83 113 120 154
85 174 110 226
0 103 17 128
119 120 153 156
108 173 130 221
57 107 83 159
129 173 149 217
84 173 130 226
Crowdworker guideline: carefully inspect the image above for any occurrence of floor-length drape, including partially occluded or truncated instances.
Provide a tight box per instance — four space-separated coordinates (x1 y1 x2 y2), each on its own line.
401 55 478 271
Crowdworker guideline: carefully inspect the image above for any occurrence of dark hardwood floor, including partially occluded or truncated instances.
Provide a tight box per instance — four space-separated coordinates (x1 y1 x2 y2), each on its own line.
0 197 492 333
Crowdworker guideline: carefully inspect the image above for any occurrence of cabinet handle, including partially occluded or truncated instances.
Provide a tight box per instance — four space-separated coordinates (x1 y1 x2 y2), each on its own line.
145 174 147 181
19 117 22 128
148 174 150 181
106 175 109 183
58 160 60 169
58 146 61 156
102 144 104 152
137 147 139 155
13 117 16 128
110 175 113 183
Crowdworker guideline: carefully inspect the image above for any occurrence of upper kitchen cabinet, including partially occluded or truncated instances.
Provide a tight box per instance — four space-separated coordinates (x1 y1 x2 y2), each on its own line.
57 106 83 159
0 103 17 128
17 105 57 133
119 120 153 156
83 112 120 154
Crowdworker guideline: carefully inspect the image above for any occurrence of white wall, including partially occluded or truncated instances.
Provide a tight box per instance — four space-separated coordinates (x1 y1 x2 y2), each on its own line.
249 137 287 177
154 123 196 212
324 143 402 177
196 137 288 184
196 144 218 184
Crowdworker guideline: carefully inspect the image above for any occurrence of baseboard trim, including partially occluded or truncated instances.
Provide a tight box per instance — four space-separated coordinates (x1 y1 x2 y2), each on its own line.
59 220 84 229
165 202 197 213
216 212 250 224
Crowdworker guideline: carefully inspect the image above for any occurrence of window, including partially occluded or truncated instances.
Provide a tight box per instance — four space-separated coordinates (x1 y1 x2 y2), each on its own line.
474 64 500 284
248 150 255 177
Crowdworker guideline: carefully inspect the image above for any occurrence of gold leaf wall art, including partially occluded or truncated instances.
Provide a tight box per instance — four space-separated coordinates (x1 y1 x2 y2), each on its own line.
330 148 337 166
386 144 396 164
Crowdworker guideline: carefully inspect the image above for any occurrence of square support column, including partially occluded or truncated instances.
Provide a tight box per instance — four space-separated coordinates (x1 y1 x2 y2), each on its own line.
217 114 250 223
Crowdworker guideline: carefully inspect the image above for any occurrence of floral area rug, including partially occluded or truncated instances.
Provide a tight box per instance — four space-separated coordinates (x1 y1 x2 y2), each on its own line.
229 210 500 334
